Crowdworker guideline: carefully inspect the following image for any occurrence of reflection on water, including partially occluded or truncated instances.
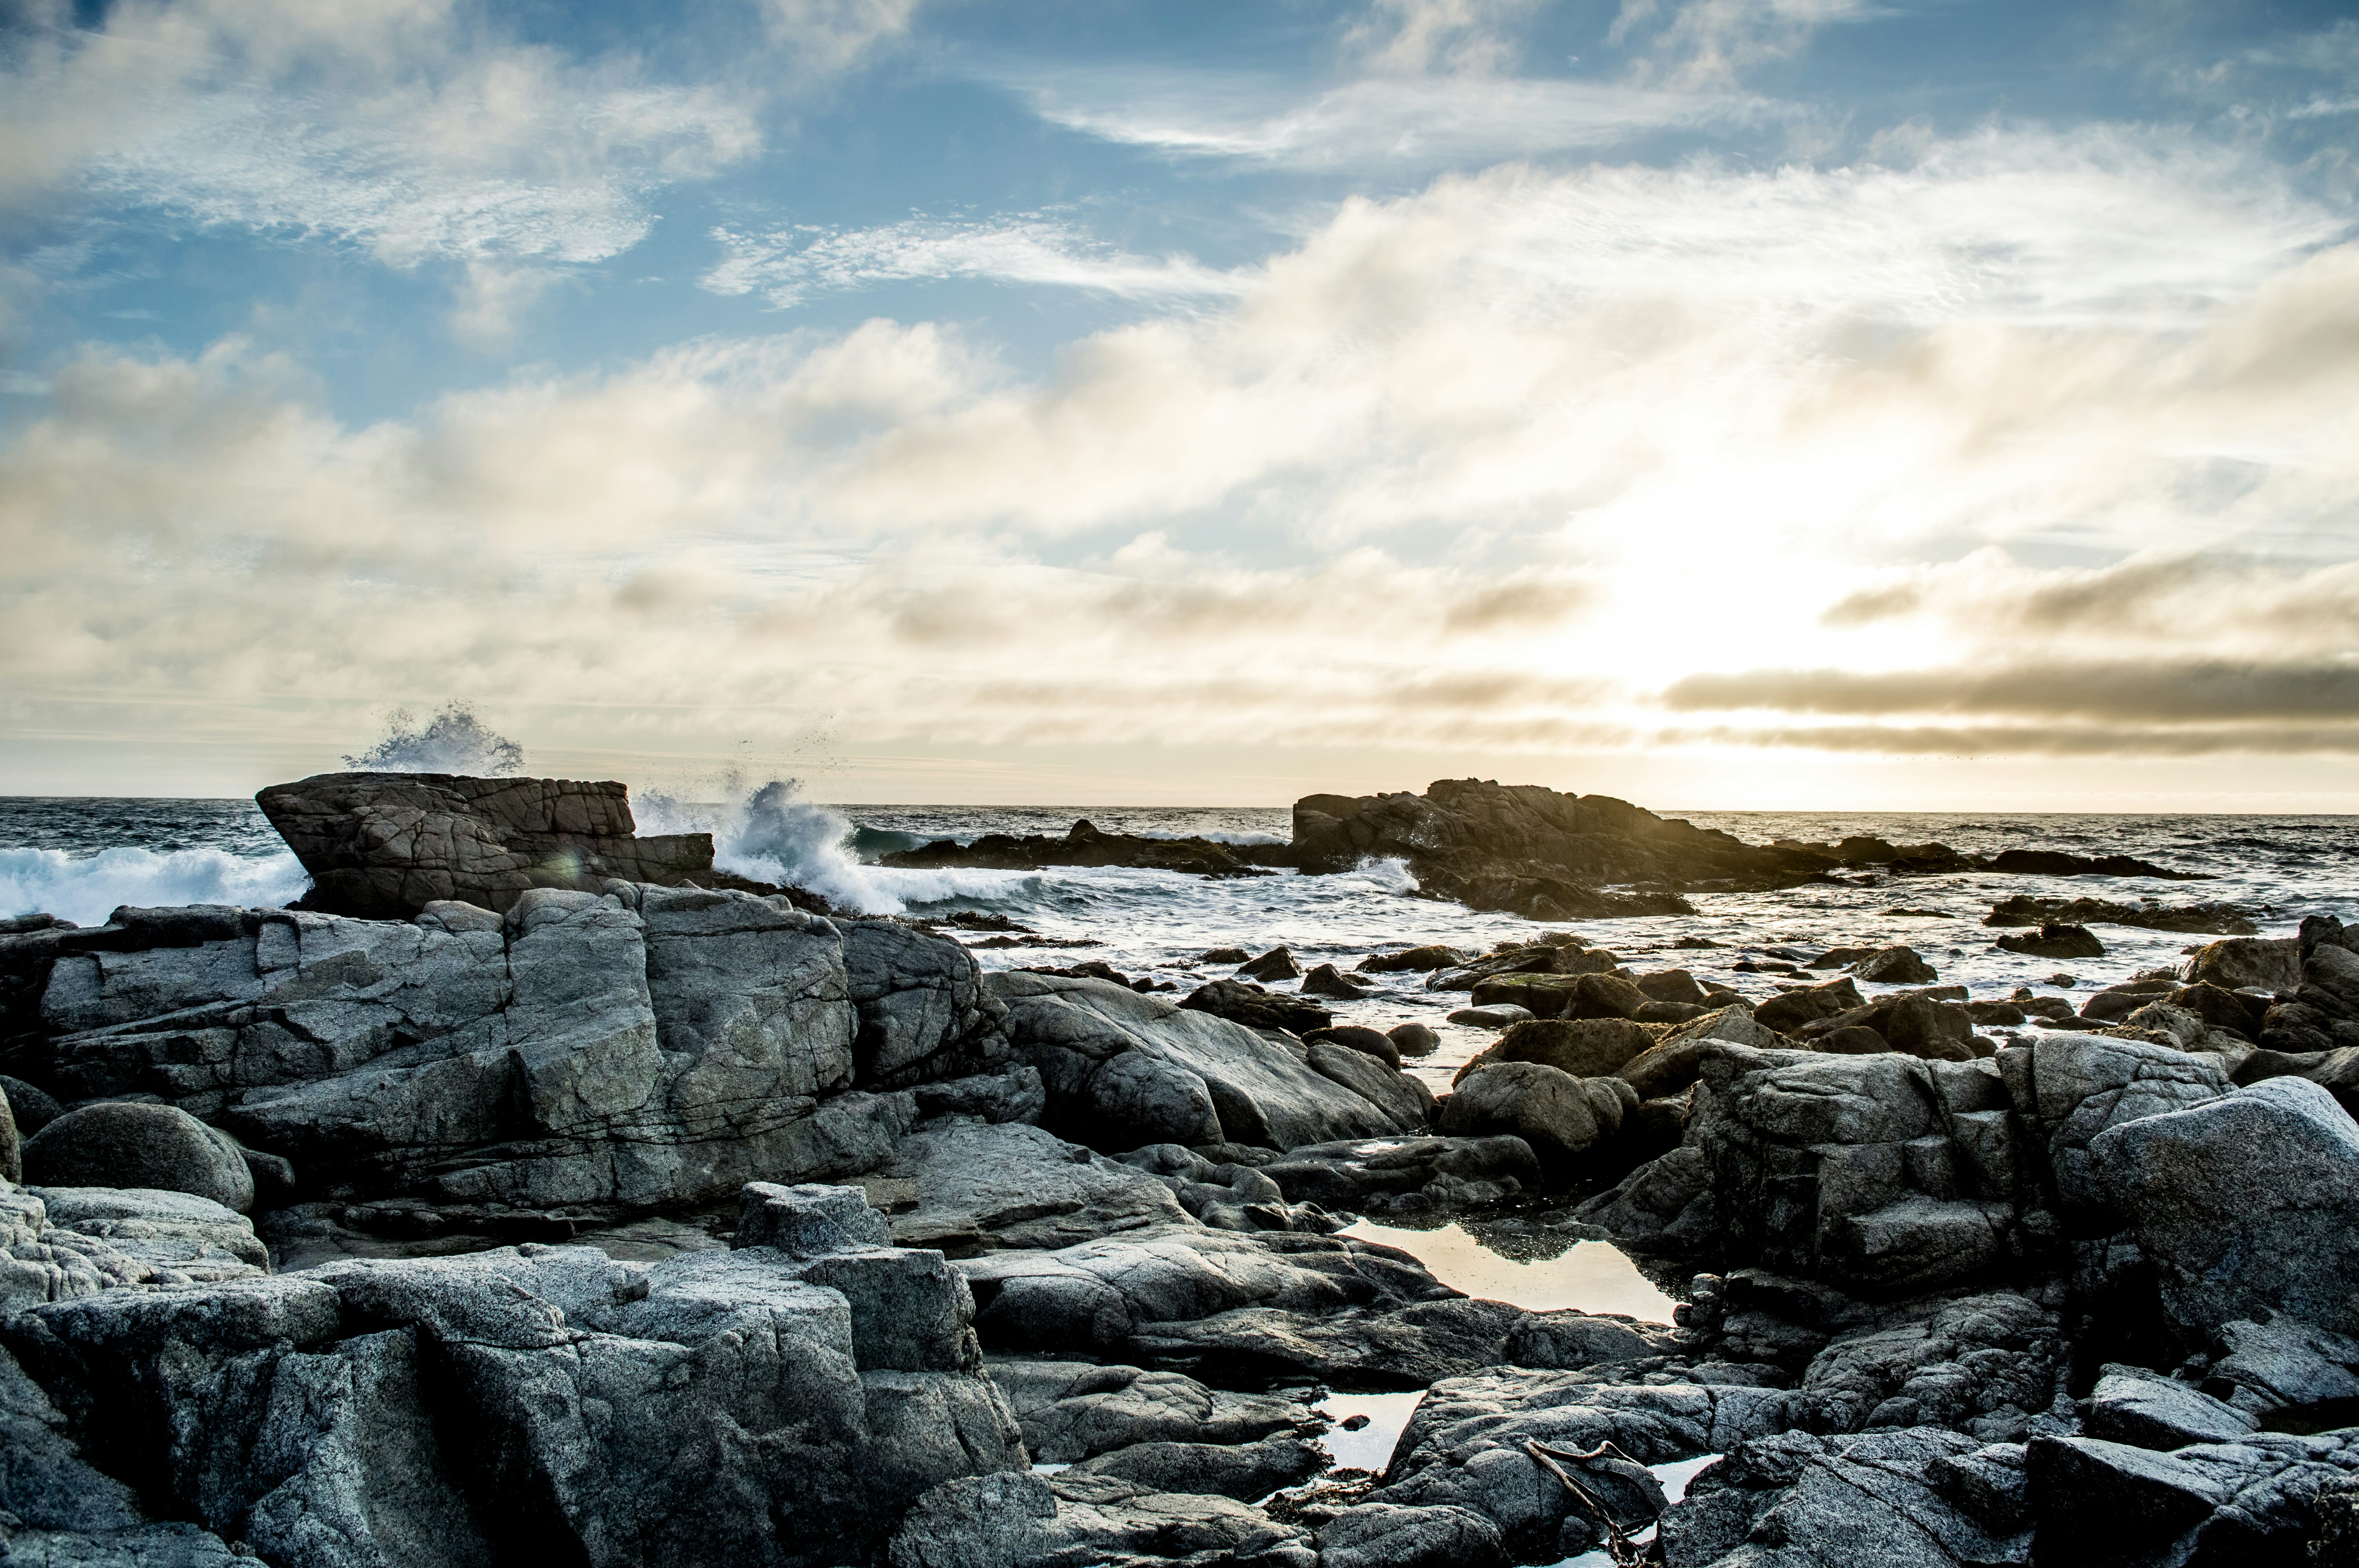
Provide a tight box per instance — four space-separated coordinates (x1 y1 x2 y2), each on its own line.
1554 1453 1723 1567
1314 1389 1427 1475
1339 1219 1681 1323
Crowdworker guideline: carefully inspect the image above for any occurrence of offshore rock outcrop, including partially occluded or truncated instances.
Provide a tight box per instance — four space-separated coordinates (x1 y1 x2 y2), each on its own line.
256 771 808 920
880 819 1264 876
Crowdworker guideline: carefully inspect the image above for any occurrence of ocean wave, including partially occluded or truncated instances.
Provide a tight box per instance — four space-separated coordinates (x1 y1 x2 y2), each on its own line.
1342 855 1420 894
0 847 311 928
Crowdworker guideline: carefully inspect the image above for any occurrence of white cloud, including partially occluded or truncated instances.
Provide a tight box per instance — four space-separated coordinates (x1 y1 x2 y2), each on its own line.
1341 0 1545 77
2 0 761 302
4 121 2357 775
703 215 1249 308
1610 0 1884 90
1005 65 1765 170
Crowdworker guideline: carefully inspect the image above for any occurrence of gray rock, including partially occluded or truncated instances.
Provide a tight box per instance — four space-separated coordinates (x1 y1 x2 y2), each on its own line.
1304 1025 1401 1068
887 1470 1310 1568
1069 1433 1327 1499
885 1120 1195 1253
1300 964 1373 1001
254 771 730 919
2024 1435 2226 1563
0 1083 15 1184
1796 1292 2066 1438
738 1179 896 1256
2203 1317 2359 1415
1178 978 1331 1036
1305 1041 1433 1130
1 1074 64 1134
1852 947 1937 985
912 1065 1048 1125
983 1359 1314 1463
1258 1134 1541 1216
1128 1296 1669 1390
2001 1034 2231 1228
1357 946 1468 975
841 918 1008 1088
1437 1062 1634 1171
2186 936 2301 994
1112 1144 1301 1233
29 1189 267 1276
956 1229 1454 1354
2085 1365 2258 1449
21 1105 254 1214
2089 1076 2359 1341
1663 1427 2030 1568
1318 1502 1507 1568
992 972 1417 1152
1574 1144 1713 1247
1458 1017 1657 1082
1237 946 1303 983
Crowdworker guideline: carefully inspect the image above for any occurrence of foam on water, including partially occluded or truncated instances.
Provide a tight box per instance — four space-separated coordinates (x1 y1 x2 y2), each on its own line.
0 845 311 928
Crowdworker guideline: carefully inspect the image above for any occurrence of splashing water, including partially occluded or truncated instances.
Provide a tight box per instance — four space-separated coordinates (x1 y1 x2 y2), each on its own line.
0 846 311 927
343 702 525 775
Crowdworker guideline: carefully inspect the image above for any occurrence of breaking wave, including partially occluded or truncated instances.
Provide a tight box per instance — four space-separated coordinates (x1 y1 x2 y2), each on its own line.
0 846 311 928
343 702 525 775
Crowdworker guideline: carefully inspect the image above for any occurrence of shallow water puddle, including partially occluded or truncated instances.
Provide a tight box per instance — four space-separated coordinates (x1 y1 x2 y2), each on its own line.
1313 1389 1428 1474
1339 1220 1681 1322
1550 1452 1723 1567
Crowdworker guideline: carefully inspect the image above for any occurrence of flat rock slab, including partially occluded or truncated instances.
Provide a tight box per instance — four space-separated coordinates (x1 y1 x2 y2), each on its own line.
885 1119 1195 1255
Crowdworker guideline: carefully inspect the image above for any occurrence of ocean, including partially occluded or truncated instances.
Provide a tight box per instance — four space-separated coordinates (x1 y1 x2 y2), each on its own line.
7 789 2357 1105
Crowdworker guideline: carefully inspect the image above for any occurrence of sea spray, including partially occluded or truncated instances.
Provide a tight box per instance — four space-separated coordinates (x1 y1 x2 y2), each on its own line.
0 845 311 928
343 702 525 775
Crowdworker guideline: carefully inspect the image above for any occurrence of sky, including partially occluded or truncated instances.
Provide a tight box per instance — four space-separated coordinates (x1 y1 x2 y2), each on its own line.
2 0 2357 809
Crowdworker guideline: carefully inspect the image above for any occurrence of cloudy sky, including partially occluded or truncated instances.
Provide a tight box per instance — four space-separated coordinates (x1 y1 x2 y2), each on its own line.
2 0 2355 809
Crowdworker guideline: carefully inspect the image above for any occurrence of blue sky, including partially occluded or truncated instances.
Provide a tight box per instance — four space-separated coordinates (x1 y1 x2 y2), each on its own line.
3 0 2357 806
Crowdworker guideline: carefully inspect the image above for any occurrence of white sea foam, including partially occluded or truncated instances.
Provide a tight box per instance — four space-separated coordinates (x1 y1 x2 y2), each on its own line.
1343 855 1420 893
0 847 310 928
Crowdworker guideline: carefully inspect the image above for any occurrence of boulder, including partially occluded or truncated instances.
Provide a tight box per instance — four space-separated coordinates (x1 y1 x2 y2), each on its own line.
21 1104 254 1213
997 973 1415 1152
2003 1033 2231 1228
1617 1007 1781 1099
1388 1022 1441 1057
1437 1062 1634 1172
1754 978 1865 1036
880 820 1256 876
2088 1076 2359 1342
2185 936 2301 994
1301 963 1374 1000
983 1359 1314 1463
883 1120 1194 1254
1992 923 2105 960
1068 1433 1327 1499
1 1073 64 1134
1177 978 1332 1036
840 918 1009 1088
1305 1025 1401 1069
1111 1144 1310 1233
1258 1134 1542 1216
1456 1017 1656 1084
27 1188 268 1279
255 771 734 919
912 1066 1048 1125
1636 968 1708 1006
1447 1005 1535 1029
1197 947 1249 965
1357 945 1468 974
2023 1436 2226 1563
1318 1503 1507 1568
887 1470 1309 1568
1851 947 1937 985
1819 1025 1891 1054
2083 1365 2258 1449
1236 946 1303 982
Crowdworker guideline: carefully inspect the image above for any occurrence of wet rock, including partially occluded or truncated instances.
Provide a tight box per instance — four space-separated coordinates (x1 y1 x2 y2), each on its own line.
998 973 1412 1152
1317 1502 1507 1568
1753 978 1866 1036
887 1470 1310 1568
1852 947 1937 985
887 820 1258 876
2083 1365 2257 1449
1198 948 1249 965
884 1120 1194 1254
1304 1025 1401 1069
1574 1145 1713 1247
2089 1076 2359 1342
1258 1134 1542 1215
1112 1143 1313 1233
1069 1433 1328 1499
1456 1016 1657 1083
2185 936 2301 994
1300 964 1374 1001
2166 982 2268 1041
1819 1025 1891 1054
1238 947 1304 983
1637 969 1708 1006
1176 978 1333 1038
1437 1062 1635 1172
1387 1022 1441 1057
1993 924 2105 960
1447 1005 1534 1029
983 1359 1315 1463
1357 946 1468 974
1986 849 2201 879
2078 976 2177 1021
1983 896 2257 936
1617 1007 1781 1100
22 1104 254 1214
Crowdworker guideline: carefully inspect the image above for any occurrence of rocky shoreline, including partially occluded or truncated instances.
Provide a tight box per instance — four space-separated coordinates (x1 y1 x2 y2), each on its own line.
1 771 2353 1567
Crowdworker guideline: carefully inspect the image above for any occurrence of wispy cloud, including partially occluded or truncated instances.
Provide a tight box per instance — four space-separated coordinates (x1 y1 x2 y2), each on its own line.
703 214 1247 307
999 65 1766 171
